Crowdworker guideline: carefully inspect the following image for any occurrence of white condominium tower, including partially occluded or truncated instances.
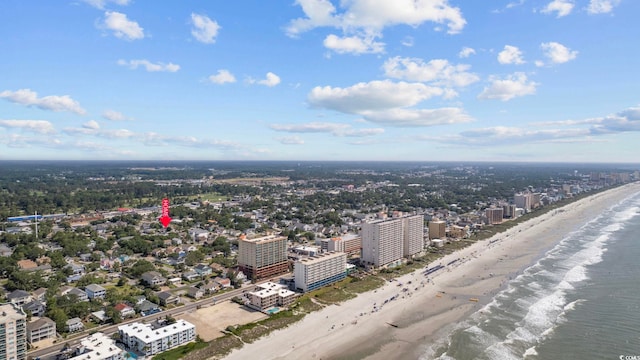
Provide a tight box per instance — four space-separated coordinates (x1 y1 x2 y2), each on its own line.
361 214 424 268
0 304 27 360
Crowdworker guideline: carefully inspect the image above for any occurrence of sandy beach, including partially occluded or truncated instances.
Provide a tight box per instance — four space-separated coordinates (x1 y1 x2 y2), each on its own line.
223 183 640 360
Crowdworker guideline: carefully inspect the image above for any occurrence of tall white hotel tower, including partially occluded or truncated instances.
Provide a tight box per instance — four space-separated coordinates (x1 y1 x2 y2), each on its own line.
361 214 424 268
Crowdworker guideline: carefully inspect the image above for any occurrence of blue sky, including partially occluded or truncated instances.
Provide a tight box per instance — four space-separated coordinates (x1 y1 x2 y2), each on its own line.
1 0 639 162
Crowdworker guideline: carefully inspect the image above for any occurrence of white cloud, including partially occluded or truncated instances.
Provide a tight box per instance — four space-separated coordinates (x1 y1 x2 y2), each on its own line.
455 126 589 145
541 0 575 17
208 70 236 84
587 0 620 14
323 34 384 54
270 122 384 136
83 0 130 9
360 108 473 127
102 109 132 121
498 45 525 65
478 72 538 101
287 0 466 54
276 136 305 145
117 59 180 72
0 89 86 115
309 80 443 114
102 11 144 40
307 80 472 127
540 42 578 64
401 36 414 47
383 57 479 88
248 72 281 87
83 120 100 129
0 119 56 134
190 13 220 44
458 47 476 58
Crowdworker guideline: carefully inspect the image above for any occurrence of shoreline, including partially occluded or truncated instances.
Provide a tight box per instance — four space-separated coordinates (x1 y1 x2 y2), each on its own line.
223 183 640 360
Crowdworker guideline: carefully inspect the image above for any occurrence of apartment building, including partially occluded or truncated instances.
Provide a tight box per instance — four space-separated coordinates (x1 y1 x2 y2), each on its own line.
68 332 127 360
294 252 347 292
0 304 27 360
118 320 196 357
238 235 288 280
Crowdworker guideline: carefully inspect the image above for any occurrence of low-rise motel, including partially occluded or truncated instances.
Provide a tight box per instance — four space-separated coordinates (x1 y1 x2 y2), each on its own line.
246 282 297 313
118 319 196 357
294 251 348 293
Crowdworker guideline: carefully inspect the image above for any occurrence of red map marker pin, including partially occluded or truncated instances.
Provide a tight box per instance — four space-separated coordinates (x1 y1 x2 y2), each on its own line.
159 198 172 228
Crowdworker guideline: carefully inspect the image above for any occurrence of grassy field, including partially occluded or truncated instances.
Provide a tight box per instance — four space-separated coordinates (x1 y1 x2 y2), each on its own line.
151 339 209 360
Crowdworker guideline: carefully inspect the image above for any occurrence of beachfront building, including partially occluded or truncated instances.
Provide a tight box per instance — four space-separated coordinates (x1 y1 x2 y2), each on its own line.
361 214 425 268
0 303 27 360
485 207 504 225
514 193 532 212
294 252 347 292
26 317 56 344
403 215 424 257
118 320 196 357
327 234 362 257
246 282 297 312
238 235 288 281
428 220 446 240
67 332 127 360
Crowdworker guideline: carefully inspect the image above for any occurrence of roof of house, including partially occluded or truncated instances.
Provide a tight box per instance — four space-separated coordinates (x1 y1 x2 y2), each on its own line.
27 317 56 331
157 291 176 300
7 289 30 299
85 284 106 292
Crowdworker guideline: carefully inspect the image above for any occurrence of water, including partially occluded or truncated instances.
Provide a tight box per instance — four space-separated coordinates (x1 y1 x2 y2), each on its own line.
424 191 640 360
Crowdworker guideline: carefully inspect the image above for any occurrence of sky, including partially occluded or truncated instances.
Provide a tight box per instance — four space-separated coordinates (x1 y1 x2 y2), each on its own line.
1 0 639 163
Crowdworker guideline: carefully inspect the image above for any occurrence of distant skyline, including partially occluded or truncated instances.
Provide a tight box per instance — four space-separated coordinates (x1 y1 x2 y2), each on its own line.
1 0 639 163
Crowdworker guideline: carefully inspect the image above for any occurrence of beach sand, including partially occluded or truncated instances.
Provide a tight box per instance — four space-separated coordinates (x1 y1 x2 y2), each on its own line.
223 183 640 360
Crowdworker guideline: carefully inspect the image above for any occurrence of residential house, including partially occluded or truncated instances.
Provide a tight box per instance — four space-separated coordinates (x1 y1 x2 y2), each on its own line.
68 287 89 302
213 277 232 289
90 310 111 324
136 300 161 317
181 271 200 282
31 288 47 303
141 271 167 287
7 289 32 306
193 264 212 277
113 303 135 318
188 228 209 242
27 317 56 343
181 244 197 253
16 259 38 271
66 317 84 333
187 287 204 299
85 284 107 300
157 292 180 306
23 300 46 317
65 262 85 276
0 244 13 257
199 282 219 294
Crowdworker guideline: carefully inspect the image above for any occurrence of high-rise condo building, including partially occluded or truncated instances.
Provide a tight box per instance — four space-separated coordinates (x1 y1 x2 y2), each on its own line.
428 220 446 240
238 235 288 281
361 214 424 268
294 252 347 292
0 303 27 360
485 208 504 225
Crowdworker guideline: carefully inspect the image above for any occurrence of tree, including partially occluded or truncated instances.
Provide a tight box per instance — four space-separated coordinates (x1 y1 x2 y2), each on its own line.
184 250 204 266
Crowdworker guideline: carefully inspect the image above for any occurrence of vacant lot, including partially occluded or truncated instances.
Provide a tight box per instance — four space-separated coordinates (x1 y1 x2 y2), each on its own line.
176 302 266 341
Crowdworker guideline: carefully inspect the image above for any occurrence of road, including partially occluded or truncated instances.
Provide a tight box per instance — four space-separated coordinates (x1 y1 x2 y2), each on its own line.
27 280 275 360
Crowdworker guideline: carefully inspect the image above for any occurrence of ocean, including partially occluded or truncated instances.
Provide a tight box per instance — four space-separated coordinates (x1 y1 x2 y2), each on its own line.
424 191 640 360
